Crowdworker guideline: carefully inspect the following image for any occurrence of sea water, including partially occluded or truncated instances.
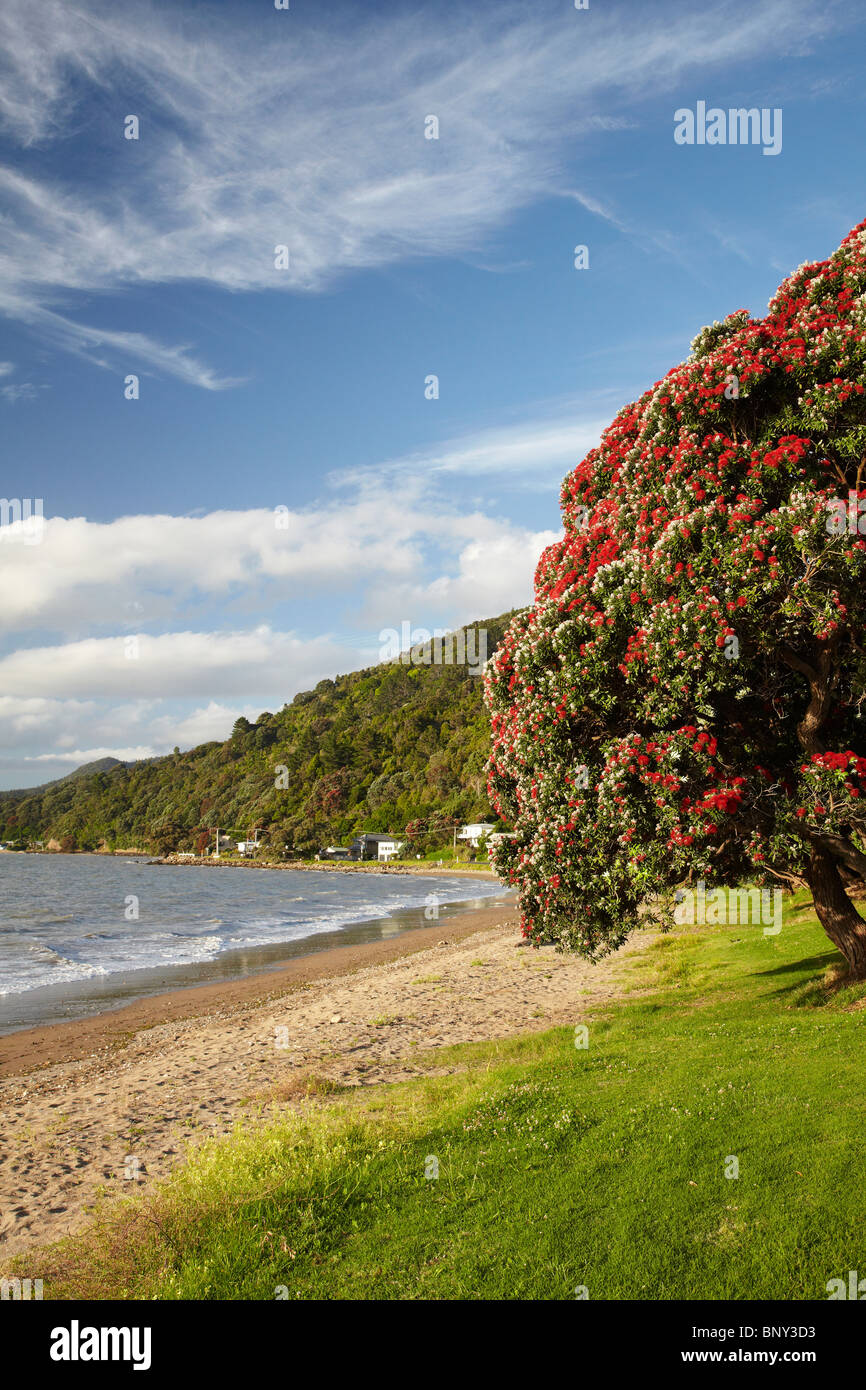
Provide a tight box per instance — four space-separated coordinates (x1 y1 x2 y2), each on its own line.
0 854 508 1033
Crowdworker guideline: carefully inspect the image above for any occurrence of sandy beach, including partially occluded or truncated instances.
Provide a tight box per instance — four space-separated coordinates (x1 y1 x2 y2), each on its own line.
0 894 655 1263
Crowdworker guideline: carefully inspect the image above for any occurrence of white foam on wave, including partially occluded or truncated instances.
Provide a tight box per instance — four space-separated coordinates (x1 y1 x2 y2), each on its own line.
0 874 508 995
0 944 110 995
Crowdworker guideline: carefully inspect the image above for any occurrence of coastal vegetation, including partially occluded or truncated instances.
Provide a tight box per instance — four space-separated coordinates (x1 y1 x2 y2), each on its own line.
23 891 866 1301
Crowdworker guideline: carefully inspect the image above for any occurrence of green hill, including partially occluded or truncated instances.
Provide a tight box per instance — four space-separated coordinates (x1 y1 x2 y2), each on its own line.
3 756 127 800
0 616 515 856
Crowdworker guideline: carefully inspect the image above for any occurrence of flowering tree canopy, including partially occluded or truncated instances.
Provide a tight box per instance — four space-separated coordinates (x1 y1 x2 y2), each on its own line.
484 220 866 977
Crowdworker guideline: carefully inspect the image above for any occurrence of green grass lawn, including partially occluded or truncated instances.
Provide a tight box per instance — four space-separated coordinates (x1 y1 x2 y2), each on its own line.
26 893 866 1300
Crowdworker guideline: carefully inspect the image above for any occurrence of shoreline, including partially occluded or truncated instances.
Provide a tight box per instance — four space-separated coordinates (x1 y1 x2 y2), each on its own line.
155 857 497 875
0 858 507 1040
0 900 656 1263
0 894 517 1078
10 850 498 878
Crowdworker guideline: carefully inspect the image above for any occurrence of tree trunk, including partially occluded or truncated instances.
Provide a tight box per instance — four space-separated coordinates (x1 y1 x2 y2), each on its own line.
805 846 866 979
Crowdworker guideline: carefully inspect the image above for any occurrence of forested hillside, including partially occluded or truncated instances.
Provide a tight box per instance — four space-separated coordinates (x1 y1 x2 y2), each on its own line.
0 616 515 856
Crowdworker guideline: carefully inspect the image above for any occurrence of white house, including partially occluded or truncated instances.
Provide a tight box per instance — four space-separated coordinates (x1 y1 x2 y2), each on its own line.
457 822 496 848
377 839 404 861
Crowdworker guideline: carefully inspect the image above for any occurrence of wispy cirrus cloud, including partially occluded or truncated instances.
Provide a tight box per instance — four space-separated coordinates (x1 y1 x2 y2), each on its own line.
0 298 242 392
0 381 41 403
0 0 839 386
366 415 609 481
0 357 44 402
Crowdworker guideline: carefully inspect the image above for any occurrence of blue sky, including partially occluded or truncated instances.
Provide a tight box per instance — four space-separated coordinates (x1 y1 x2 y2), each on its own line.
0 0 864 787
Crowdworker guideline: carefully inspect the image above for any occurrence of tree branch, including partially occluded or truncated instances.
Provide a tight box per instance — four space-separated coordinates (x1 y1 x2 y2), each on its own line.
793 825 866 881
779 641 839 757
778 644 817 682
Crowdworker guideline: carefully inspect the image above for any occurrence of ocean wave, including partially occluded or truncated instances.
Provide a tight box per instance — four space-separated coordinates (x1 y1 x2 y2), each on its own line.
0 945 110 995
0 865 508 997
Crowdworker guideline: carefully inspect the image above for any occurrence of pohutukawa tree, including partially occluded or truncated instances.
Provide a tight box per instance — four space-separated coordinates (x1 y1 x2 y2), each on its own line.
485 219 866 977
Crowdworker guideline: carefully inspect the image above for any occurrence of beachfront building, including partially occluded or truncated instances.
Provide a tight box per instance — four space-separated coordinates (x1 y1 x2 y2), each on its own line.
457 821 496 847
375 839 403 861
350 832 404 862
317 846 351 860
